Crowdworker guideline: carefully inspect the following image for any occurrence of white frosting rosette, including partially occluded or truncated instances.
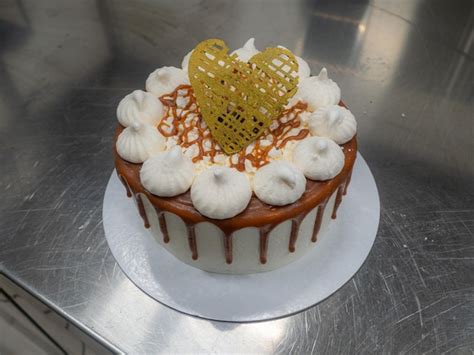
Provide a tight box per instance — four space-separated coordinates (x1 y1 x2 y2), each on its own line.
140 146 195 197
231 38 260 62
294 68 341 111
308 105 357 144
117 90 164 127
116 123 165 163
253 161 306 206
181 50 193 71
190 167 252 219
146 66 190 97
292 137 344 181
277 45 311 79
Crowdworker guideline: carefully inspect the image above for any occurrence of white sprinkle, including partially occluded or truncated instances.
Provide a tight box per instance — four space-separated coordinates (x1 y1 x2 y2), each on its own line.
230 154 239 164
270 121 279 130
176 96 188 108
244 160 254 172
268 147 281 158
203 139 212 150
245 142 255 155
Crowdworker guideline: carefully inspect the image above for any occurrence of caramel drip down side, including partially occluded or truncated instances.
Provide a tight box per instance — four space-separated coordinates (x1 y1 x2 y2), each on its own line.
185 223 198 260
289 214 306 253
343 169 353 196
332 186 344 219
135 194 150 229
311 202 327 243
153 208 170 244
118 174 132 198
259 225 276 264
223 233 233 264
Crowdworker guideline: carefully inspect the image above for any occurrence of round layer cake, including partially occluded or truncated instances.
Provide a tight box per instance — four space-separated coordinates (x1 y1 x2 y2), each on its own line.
113 38 358 274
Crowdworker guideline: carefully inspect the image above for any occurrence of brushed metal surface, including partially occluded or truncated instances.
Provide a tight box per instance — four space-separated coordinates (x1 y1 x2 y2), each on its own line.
0 0 473 353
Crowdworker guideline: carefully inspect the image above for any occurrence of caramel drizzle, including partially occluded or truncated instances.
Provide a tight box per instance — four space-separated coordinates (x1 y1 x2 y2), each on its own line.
158 85 222 163
157 85 310 171
229 102 310 171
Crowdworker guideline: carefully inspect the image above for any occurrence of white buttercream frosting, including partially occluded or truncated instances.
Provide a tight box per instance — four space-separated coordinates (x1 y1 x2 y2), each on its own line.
277 45 310 79
308 105 357 144
190 166 252 219
292 136 344 181
140 146 194 197
116 123 165 163
146 66 190 97
294 68 341 111
253 161 306 206
117 90 164 127
181 50 193 71
231 38 260 62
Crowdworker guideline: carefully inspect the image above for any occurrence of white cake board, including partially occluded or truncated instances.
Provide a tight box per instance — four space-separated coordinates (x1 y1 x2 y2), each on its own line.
103 153 379 322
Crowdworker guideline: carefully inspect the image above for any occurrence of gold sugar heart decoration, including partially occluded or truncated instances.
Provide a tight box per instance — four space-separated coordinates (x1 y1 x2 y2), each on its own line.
188 39 299 155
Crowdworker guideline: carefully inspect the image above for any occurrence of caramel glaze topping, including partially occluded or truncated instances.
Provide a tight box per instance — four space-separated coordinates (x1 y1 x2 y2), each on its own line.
114 86 357 265
156 85 310 171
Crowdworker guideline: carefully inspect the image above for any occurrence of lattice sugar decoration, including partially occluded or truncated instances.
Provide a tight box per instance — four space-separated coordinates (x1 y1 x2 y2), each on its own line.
188 39 299 154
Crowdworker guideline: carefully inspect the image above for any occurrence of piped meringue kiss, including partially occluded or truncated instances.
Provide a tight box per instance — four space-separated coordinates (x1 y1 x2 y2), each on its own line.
253 161 306 206
292 137 344 181
294 68 341 111
308 105 357 144
277 45 311 79
191 166 252 219
116 90 164 127
116 123 165 163
140 146 194 197
146 66 190 97
231 38 260 62
181 50 193 71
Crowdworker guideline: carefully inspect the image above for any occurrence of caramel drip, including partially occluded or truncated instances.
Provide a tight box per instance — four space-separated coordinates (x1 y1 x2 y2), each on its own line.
135 194 150 229
311 202 327 243
332 186 345 219
118 174 132 198
223 233 233 264
259 225 276 264
185 223 198 260
155 209 170 244
343 169 352 196
289 214 306 252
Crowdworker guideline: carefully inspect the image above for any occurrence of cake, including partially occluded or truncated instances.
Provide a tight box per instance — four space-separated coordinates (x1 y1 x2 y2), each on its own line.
113 38 357 274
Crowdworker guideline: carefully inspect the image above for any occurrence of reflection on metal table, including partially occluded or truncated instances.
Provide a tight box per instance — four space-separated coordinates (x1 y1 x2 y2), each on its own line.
0 0 473 353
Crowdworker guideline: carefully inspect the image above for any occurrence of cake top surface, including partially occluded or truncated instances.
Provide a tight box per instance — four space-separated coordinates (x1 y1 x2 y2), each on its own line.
115 38 357 219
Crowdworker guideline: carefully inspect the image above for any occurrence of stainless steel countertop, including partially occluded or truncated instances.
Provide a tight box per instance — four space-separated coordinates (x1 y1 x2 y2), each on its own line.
1 0 473 353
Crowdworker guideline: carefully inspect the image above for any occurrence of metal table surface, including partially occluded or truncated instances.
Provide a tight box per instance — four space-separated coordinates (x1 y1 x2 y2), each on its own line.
1 0 473 353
